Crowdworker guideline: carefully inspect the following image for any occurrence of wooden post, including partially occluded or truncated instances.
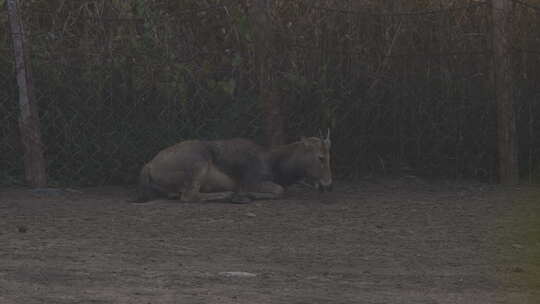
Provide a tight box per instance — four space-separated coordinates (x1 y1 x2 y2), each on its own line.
252 0 284 147
7 0 48 187
492 0 518 184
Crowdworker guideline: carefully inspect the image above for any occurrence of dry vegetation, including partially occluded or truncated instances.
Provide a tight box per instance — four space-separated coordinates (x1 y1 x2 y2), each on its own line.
1 0 540 186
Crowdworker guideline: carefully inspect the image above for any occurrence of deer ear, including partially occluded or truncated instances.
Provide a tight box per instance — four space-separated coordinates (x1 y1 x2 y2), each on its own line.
324 138 331 148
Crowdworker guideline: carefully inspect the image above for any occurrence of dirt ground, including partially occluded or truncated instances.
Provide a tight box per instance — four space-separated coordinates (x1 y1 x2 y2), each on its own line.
0 178 539 304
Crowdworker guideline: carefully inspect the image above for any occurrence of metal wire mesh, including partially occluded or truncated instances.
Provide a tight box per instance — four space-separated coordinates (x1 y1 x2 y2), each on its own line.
1 0 539 186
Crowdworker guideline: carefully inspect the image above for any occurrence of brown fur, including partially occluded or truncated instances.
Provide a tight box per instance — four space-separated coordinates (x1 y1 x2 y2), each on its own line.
135 135 332 203
268 137 332 189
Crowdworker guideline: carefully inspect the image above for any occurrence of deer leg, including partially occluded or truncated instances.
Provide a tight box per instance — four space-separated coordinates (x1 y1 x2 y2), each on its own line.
179 161 208 202
180 185 235 202
243 181 284 200
197 191 236 202
180 161 236 202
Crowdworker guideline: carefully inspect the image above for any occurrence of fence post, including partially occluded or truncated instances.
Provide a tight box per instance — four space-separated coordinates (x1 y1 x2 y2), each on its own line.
492 0 519 184
7 0 48 187
252 0 284 147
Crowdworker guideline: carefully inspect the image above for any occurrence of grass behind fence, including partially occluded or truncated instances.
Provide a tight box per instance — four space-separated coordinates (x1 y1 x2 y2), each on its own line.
1 0 539 186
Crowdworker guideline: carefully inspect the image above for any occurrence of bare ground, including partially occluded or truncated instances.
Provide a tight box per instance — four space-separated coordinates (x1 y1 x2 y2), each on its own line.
0 178 539 304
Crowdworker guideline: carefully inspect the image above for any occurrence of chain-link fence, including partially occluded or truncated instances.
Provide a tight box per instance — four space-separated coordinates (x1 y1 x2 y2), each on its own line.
512 0 540 183
1 0 539 186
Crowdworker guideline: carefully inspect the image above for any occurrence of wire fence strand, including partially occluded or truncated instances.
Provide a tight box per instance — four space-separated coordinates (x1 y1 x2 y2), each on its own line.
311 2 489 17
1 0 540 186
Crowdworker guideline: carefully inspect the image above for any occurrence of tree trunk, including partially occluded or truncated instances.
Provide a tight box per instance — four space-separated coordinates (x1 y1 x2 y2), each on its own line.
492 0 519 184
252 0 284 147
7 0 48 187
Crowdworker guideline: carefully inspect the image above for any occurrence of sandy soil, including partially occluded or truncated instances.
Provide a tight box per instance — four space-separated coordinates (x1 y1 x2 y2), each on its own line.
0 178 538 304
